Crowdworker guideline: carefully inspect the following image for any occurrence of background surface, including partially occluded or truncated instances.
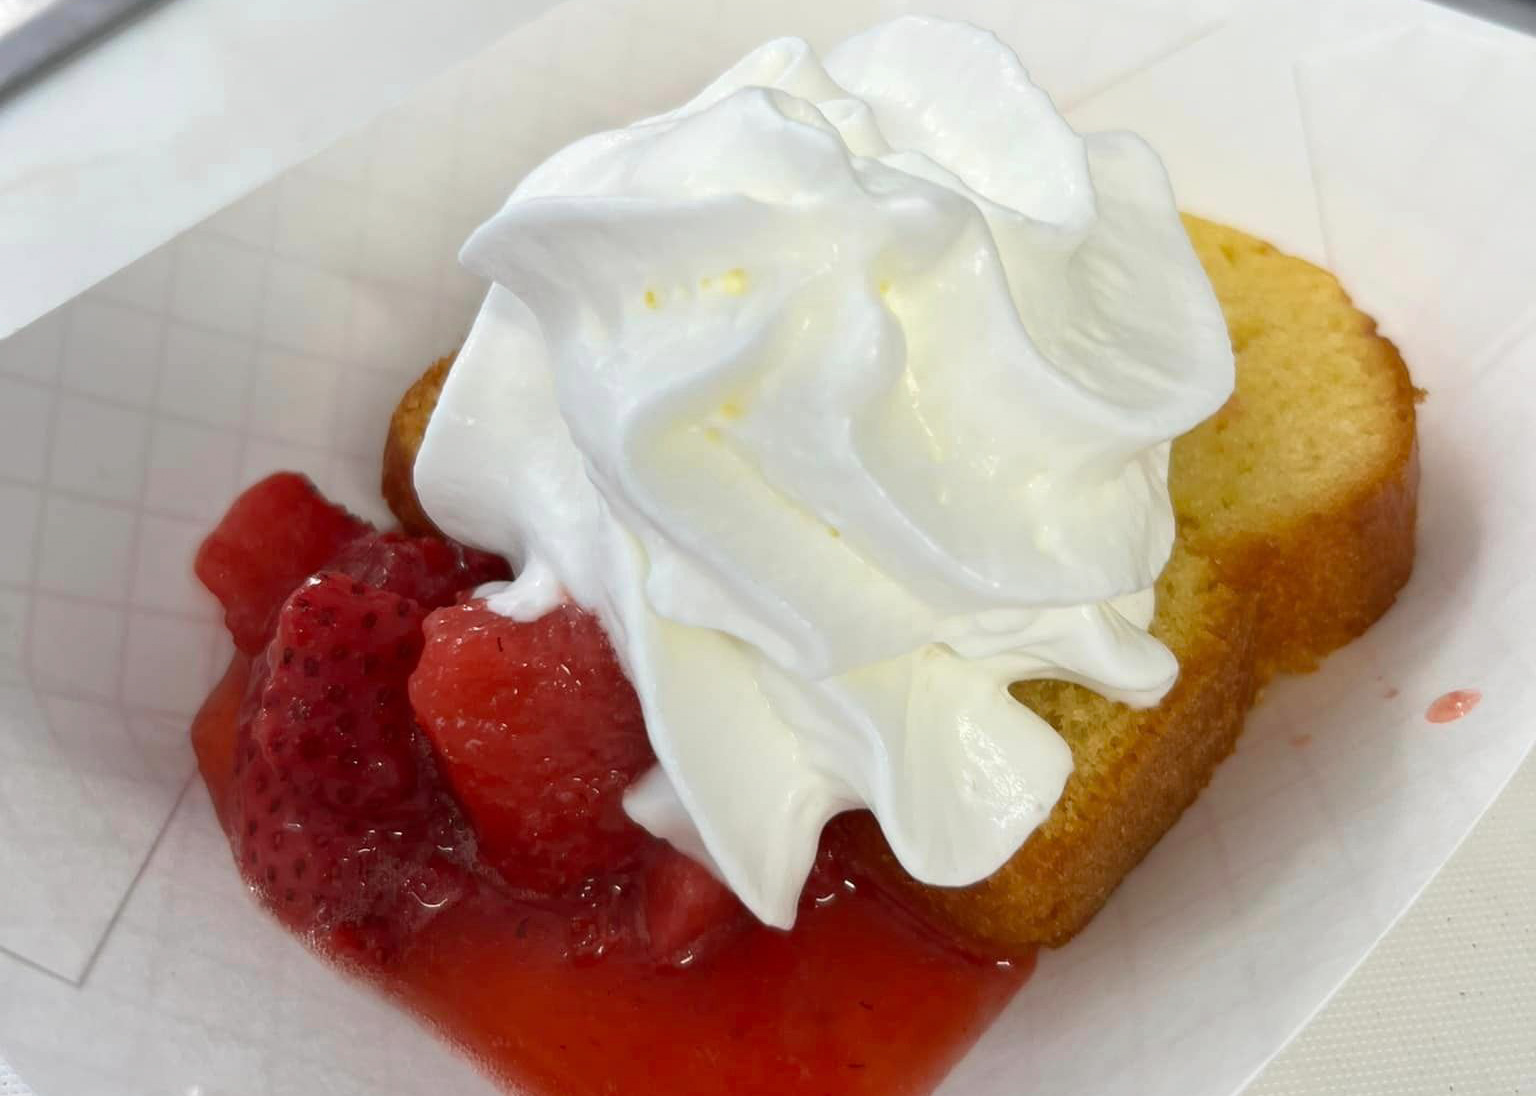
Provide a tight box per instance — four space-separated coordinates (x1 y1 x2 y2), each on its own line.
1251 756 1536 1094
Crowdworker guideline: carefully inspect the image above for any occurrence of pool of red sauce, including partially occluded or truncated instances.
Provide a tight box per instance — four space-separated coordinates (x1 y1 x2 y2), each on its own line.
193 656 1031 1096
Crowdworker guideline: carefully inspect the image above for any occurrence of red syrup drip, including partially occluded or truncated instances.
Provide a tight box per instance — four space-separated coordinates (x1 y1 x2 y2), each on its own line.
1425 689 1481 724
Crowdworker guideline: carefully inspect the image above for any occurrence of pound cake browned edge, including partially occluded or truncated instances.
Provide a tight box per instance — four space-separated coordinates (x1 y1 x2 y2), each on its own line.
382 353 454 538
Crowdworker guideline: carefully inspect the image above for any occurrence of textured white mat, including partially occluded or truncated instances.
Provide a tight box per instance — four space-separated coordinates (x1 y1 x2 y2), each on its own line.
1250 751 1536 1095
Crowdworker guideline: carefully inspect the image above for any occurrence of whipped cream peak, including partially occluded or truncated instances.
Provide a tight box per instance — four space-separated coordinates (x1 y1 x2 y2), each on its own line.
416 16 1233 927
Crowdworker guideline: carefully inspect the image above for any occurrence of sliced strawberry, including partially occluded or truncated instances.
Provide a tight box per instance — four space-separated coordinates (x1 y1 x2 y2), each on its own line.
196 473 371 653
643 847 745 965
230 572 474 962
409 602 655 897
328 532 510 610
251 572 426 813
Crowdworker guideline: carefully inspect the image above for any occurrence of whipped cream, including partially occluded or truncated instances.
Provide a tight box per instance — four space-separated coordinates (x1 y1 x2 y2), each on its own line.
415 16 1233 928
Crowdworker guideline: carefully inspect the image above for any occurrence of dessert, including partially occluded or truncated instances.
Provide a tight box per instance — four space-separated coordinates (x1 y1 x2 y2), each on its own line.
187 15 1417 1096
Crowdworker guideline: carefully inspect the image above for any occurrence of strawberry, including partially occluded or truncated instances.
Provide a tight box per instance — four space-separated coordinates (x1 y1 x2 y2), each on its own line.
251 572 426 813
328 532 510 610
642 848 745 965
196 473 371 653
409 602 655 897
230 572 474 961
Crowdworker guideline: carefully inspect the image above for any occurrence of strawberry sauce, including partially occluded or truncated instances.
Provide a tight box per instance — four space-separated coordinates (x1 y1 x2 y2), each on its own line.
194 668 1026 1095
189 474 1029 1095
389 877 1024 1096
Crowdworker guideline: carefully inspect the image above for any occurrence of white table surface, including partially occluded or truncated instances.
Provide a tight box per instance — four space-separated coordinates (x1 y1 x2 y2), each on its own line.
0 0 1532 1093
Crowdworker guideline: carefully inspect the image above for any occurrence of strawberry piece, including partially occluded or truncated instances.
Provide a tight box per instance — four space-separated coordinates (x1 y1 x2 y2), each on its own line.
252 572 426 813
328 532 510 610
197 473 371 653
643 848 745 965
230 572 474 961
409 602 655 897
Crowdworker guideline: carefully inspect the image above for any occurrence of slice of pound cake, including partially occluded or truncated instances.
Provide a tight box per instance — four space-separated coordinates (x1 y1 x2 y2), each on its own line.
380 216 1420 954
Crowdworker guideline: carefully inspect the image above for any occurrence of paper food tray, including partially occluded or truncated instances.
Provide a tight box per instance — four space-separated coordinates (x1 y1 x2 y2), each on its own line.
1 0 1533 1093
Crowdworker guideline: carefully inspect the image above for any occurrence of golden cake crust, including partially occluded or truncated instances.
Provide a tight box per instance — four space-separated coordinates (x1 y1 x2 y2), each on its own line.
381 353 454 537
1175 218 1420 674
